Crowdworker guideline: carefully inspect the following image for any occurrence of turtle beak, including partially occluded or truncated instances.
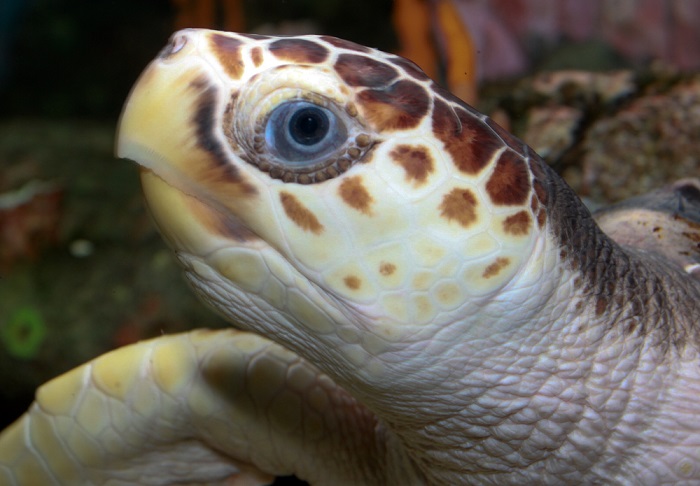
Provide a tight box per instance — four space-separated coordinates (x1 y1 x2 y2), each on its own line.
115 30 211 191
115 29 255 256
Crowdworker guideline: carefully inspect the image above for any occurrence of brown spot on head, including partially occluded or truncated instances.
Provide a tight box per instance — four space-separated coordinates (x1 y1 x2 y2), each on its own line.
239 33 271 41
269 38 329 64
530 194 539 213
537 209 547 228
390 57 431 81
191 77 256 194
482 257 510 278
379 262 396 276
320 36 372 53
279 191 324 234
339 176 374 215
432 99 502 175
356 80 429 131
344 275 361 289
530 170 549 208
439 188 478 228
250 46 263 67
390 144 434 185
209 34 245 79
335 54 399 88
485 150 531 206
431 82 468 106
486 117 526 156
502 211 531 236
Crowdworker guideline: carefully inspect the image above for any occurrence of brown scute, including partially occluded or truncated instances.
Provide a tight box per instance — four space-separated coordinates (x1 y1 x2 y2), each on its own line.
432 82 472 107
192 79 255 192
537 209 547 228
390 144 434 185
485 150 531 206
530 194 539 213
357 80 430 131
279 192 324 234
390 57 431 81
209 33 245 79
486 117 526 156
533 179 548 207
502 211 531 236
482 257 510 278
335 54 399 88
379 262 396 276
239 33 271 40
439 188 478 228
320 36 371 53
250 46 263 67
339 176 374 214
269 38 329 64
528 154 550 206
432 99 503 175
344 275 361 290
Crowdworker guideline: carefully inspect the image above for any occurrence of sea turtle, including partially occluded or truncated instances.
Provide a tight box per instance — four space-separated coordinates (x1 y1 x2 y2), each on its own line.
1 29 699 485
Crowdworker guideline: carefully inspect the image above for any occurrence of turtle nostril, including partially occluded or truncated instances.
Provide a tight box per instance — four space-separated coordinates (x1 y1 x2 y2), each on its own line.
170 33 188 55
159 33 189 59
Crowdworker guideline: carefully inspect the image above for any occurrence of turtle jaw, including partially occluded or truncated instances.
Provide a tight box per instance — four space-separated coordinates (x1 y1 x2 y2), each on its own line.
115 29 265 257
138 168 259 259
115 32 202 192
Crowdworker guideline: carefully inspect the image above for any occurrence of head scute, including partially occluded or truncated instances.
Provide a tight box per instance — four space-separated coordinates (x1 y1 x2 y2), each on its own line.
268 38 331 64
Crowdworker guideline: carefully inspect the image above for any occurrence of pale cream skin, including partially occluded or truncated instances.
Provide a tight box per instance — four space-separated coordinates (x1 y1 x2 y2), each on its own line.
1 29 699 485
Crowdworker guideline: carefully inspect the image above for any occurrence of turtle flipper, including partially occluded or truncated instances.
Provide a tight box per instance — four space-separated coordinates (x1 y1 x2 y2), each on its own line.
0 329 398 485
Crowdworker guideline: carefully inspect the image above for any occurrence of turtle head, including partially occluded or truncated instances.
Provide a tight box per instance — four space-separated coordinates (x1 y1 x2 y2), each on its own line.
117 29 555 388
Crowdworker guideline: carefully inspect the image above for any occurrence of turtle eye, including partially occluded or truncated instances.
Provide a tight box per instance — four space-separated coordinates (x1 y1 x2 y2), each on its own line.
265 101 347 163
289 106 329 145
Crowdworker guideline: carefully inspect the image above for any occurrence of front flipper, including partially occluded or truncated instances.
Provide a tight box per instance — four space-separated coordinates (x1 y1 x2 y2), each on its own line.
0 330 411 485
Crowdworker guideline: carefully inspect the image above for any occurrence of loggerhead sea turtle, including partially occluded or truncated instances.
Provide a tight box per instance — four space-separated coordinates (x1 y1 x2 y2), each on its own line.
0 29 699 485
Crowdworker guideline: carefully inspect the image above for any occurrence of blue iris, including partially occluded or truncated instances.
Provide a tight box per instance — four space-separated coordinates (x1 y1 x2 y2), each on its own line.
265 101 346 163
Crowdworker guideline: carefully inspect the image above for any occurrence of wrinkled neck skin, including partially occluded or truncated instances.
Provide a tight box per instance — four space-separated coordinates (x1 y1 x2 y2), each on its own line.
178 164 700 484
365 168 700 484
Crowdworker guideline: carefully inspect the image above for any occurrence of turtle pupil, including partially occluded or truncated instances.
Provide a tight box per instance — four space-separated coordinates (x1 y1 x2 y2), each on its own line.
289 108 329 145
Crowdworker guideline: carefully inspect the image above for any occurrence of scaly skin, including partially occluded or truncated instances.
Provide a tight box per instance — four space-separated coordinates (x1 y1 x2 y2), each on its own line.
0 329 417 485
1 30 699 484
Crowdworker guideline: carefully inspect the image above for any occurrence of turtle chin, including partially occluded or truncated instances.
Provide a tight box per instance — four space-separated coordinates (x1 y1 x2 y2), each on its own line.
139 169 241 254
